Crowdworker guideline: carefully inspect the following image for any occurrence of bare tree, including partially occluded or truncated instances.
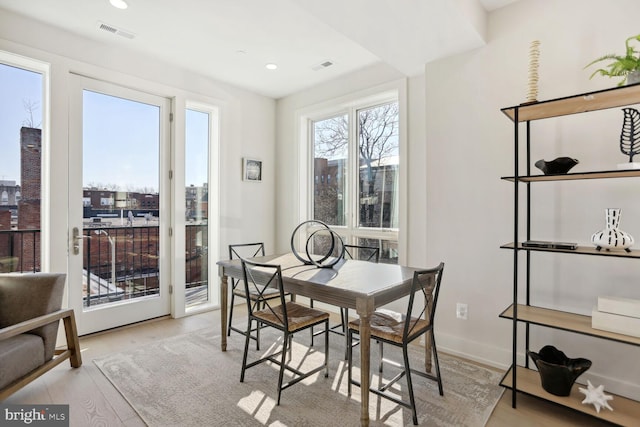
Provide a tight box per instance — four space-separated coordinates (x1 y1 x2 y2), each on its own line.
314 103 399 167
313 114 349 159
313 102 399 227
358 103 399 189
22 99 41 128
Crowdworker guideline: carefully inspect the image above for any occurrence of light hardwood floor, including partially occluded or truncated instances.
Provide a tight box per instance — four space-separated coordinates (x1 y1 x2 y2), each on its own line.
4 308 611 426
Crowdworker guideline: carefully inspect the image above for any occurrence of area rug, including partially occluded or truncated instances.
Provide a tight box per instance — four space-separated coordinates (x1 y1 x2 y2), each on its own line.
94 328 504 426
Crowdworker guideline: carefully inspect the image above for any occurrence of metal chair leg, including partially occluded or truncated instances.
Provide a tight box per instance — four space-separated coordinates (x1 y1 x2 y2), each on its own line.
277 332 289 406
240 318 252 383
310 299 315 346
402 345 418 425
347 328 353 396
342 308 349 360
256 301 262 351
324 319 329 377
227 291 236 336
379 341 384 372
431 329 444 396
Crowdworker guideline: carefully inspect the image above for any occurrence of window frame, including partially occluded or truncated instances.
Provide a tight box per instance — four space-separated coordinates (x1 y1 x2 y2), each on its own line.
0 50 51 270
298 81 407 264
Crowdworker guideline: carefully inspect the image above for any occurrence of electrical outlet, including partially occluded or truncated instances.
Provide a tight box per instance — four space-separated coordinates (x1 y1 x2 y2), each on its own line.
456 303 468 320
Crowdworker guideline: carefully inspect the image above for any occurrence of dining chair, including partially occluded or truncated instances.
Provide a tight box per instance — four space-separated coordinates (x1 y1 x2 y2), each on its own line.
347 262 445 425
239 259 330 405
228 242 280 350
311 244 380 359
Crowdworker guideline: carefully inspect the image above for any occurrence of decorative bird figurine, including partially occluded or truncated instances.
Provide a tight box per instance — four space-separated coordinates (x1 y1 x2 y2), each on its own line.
534 157 579 175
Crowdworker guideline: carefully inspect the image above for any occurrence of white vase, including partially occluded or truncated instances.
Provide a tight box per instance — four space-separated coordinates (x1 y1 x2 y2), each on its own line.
591 208 634 252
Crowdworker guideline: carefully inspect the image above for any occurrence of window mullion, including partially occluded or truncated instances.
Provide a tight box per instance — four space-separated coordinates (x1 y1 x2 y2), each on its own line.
348 105 358 242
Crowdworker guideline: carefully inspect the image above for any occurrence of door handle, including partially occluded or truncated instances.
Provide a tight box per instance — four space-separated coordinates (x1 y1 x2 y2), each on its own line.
72 227 86 255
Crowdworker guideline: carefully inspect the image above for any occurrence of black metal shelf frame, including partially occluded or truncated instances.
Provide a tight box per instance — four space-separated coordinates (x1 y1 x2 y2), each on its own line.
503 85 640 424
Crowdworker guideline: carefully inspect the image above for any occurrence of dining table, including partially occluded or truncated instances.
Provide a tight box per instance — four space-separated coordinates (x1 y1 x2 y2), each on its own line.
217 252 432 427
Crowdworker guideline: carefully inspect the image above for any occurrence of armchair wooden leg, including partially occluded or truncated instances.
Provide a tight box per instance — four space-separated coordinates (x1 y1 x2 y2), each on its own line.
63 311 82 368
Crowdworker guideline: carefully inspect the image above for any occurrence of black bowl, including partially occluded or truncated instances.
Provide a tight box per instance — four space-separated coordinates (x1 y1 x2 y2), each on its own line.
534 157 579 175
527 345 592 396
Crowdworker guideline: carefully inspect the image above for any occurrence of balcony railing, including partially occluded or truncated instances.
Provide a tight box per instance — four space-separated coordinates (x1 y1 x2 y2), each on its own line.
0 229 40 273
185 223 209 307
0 224 209 307
84 225 160 307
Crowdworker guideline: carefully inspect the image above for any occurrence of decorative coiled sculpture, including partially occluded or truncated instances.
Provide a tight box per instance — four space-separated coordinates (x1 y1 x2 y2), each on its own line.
290 220 345 268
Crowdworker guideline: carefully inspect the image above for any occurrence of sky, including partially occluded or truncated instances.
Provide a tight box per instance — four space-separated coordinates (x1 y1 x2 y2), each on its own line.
0 63 41 185
1 62 209 193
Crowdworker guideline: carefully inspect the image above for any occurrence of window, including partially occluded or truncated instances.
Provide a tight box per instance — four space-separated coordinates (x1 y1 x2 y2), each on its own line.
184 105 213 310
0 56 45 272
310 98 400 263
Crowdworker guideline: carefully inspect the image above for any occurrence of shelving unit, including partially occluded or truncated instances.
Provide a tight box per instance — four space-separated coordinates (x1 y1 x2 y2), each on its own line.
500 83 640 426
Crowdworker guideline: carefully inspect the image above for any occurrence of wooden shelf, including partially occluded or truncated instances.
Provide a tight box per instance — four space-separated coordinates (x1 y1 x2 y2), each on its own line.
500 366 640 426
499 304 640 346
501 169 640 182
501 242 640 259
501 83 640 122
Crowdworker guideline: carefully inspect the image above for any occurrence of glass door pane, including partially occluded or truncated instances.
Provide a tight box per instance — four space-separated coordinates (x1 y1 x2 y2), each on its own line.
82 90 161 307
185 108 209 309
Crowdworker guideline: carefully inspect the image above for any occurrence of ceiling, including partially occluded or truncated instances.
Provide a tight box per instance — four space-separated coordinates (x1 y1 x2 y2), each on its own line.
0 0 519 99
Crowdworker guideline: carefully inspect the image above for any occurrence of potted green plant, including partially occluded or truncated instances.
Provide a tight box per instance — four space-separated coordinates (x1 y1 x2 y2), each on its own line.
585 34 640 86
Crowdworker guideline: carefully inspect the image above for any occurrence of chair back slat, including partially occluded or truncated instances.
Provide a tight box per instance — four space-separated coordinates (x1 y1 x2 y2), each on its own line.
241 259 288 329
229 242 265 260
344 244 380 263
229 243 265 290
404 262 445 340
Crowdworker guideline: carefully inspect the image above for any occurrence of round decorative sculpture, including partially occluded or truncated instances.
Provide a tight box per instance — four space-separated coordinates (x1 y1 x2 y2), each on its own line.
591 208 634 252
527 345 592 396
534 157 579 175
290 220 344 268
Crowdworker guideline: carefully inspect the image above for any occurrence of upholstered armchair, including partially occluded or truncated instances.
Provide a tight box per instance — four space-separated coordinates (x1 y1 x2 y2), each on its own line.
0 273 82 400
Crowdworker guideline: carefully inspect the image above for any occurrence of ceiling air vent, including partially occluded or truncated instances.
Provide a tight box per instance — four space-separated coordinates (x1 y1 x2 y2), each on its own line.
312 60 334 71
98 21 135 39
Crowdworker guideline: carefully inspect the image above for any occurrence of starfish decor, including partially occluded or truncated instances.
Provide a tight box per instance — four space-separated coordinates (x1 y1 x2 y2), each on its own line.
579 380 614 413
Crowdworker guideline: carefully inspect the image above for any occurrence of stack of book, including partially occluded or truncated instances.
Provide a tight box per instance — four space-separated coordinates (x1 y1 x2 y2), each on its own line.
592 296 640 338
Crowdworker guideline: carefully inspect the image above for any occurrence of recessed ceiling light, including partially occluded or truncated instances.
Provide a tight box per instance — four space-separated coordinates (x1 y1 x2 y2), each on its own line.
109 0 128 10
265 63 278 70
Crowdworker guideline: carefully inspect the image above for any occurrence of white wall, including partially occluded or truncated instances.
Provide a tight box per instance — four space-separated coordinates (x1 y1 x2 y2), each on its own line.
0 9 277 280
426 0 640 399
276 0 640 400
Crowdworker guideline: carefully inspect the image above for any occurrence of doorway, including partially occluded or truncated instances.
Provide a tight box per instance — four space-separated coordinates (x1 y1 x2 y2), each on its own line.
68 74 171 334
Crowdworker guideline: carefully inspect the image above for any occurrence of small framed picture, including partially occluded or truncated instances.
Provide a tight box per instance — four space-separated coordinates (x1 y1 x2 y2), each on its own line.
243 158 262 182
